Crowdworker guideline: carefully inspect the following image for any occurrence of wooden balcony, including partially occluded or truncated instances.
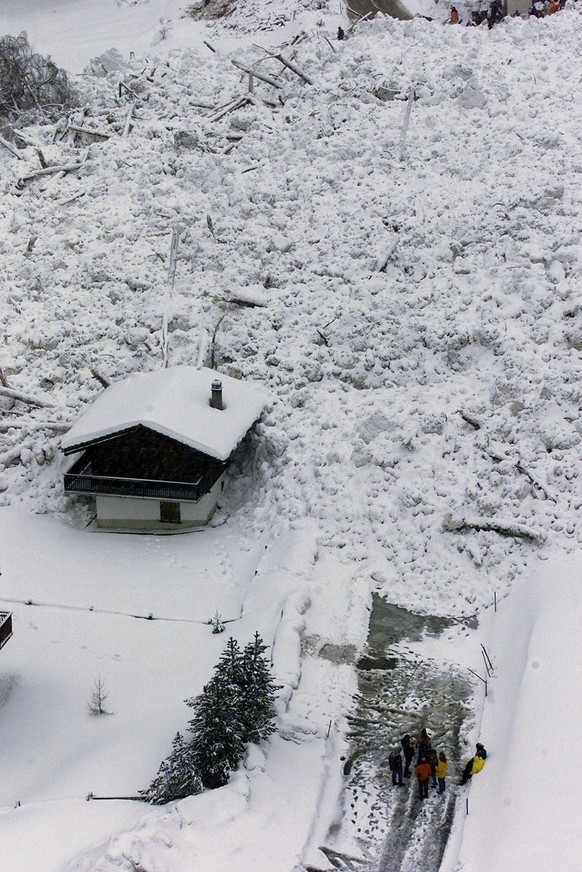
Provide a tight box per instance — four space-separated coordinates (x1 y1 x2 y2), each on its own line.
64 471 206 502
0 612 13 651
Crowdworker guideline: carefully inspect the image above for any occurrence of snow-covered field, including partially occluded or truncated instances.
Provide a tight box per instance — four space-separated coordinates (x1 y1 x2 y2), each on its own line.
0 1 581 870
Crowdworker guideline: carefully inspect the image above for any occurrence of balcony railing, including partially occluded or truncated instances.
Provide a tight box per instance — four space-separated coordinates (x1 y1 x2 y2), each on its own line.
0 612 12 651
64 472 206 502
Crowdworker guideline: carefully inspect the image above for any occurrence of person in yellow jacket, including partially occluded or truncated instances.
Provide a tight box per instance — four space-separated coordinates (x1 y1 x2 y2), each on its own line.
460 742 487 785
471 754 485 775
436 751 448 794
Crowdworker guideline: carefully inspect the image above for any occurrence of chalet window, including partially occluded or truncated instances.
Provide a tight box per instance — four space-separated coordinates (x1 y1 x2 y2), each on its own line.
160 501 181 524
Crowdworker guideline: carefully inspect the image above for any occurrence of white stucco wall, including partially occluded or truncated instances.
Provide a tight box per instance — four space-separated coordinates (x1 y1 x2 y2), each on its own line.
95 476 225 530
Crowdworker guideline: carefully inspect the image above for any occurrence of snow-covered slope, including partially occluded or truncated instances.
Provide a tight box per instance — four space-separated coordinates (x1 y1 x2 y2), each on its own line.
0 2 581 871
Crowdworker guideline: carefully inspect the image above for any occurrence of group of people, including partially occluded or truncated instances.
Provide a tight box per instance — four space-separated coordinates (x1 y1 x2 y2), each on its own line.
449 0 569 26
388 728 487 801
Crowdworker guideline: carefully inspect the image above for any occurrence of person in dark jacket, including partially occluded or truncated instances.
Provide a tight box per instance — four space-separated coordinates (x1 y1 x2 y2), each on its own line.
415 757 432 799
388 748 404 786
401 734 415 777
416 727 432 764
429 748 439 788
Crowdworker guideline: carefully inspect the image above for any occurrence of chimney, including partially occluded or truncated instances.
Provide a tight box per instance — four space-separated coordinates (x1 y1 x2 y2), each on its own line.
210 379 224 410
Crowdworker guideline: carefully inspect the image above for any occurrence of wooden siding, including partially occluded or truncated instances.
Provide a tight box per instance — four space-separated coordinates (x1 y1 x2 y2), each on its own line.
64 425 226 502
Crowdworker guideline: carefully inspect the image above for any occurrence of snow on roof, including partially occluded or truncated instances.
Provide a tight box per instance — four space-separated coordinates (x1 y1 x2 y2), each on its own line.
61 367 270 462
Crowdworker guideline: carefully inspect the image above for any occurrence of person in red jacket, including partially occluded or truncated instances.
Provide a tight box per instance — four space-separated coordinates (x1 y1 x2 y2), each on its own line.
415 757 432 800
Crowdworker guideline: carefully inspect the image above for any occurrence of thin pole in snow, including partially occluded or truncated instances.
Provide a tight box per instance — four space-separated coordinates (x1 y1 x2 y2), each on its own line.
326 720 332 738
399 85 415 161
466 797 469 815
481 643 494 673
494 591 497 611
467 667 488 699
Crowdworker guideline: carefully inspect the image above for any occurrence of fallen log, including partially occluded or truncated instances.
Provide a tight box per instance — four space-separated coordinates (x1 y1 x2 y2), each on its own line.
442 513 546 543
255 48 314 85
0 386 54 408
0 135 23 159
121 103 135 137
17 158 87 187
231 60 284 90
67 124 111 140
90 368 110 388
12 129 44 149
483 446 553 501
457 409 482 430
0 420 71 433
208 96 249 123
515 461 553 502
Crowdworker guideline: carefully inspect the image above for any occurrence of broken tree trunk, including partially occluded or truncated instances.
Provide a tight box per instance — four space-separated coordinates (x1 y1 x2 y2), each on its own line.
0 386 54 408
0 135 23 159
17 158 87 187
231 60 284 90
272 53 313 85
255 48 314 85
443 513 546 543
0 420 71 433
122 103 135 137
12 129 44 149
457 409 482 430
208 96 249 123
67 124 110 140
90 369 110 388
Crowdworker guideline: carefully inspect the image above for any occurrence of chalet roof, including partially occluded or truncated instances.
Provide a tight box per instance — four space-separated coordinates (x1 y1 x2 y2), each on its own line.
61 367 270 462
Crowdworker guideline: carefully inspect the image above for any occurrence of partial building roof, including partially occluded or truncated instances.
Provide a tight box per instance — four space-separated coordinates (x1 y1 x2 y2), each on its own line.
61 367 270 462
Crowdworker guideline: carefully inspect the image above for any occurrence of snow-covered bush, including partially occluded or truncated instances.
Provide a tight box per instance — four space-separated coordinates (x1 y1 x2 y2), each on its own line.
0 32 76 122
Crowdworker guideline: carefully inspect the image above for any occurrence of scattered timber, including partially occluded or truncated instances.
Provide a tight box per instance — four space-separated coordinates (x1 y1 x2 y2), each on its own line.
231 60 284 90
443 513 546 543
122 103 135 137
0 386 54 408
67 124 111 140
17 158 87 187
0 135 23 160
90 369 110 388
457 409 482 430
0 421 71 433
208 96 249 123
255 48 314 85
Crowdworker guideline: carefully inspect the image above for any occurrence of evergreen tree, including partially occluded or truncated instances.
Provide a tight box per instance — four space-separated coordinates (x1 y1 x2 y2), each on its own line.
140 732 202 805
187 676 245 788
213 636 245 695
239 633 278 744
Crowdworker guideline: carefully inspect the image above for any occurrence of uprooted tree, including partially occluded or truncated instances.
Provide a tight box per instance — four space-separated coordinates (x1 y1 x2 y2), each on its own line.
0 32 77 122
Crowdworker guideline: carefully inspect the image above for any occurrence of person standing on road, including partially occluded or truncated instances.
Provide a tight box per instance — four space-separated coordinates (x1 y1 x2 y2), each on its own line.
389 747 404 787
401 734 415 777
416 727 432 764
415 757 432 800
429 748 439 788
436 751 448 794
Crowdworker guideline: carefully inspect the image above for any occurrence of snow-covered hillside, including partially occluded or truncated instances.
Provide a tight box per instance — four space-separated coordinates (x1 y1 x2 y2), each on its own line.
0 2 581 871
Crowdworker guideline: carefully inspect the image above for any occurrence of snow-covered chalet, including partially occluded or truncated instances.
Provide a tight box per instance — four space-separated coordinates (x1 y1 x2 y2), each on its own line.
61 367 269 531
